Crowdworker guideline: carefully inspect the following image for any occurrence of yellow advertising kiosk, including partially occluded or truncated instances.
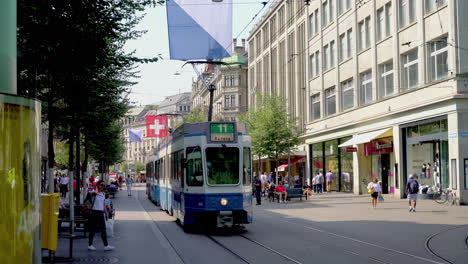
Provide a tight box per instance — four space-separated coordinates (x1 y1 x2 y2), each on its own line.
1 1 42 263
0 94 42 264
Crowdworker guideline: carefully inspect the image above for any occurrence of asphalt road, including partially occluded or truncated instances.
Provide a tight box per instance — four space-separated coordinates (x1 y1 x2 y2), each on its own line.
132 185 468 264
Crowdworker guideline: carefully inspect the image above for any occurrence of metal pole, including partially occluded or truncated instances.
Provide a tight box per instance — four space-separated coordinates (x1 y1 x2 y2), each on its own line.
208 87 214 121
75 129 81 204
0 0 17 94
287 142 291 188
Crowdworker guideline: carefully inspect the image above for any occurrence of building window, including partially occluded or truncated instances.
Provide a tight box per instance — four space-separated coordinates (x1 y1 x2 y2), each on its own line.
325 87 336 116
330 40 335 68
338 0 351 16
427 37 449 81
263 24 269 49
323 44 329 70
339 33 345 62
360 71 372 105
278 6 285 34
339 29 352 62
341 79 354 110
322 1 328 27
314 9 319 34
309 53 315 78
379 60 394 98
225 95 231 107
231 95 236 107
425 0 447 14
401 49 419 90
346 29 353 58
358 17 371 51
270 15 276 42
377 3 392 41
308 13 314 37
310 93 321 121
315 51 320 76
399 0 415 28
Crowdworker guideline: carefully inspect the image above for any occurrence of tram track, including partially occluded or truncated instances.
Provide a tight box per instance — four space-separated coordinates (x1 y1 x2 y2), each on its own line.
424 225 468 264
205 233 303 264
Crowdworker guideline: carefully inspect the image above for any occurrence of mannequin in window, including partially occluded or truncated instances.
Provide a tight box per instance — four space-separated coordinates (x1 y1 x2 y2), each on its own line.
421 164 426 179
426 163 431 179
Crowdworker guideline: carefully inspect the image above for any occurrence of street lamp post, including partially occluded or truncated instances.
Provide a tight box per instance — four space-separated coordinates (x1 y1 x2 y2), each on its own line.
207 84 216 121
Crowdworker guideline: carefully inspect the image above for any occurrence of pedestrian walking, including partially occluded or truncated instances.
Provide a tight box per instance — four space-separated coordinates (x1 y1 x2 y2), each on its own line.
87 180 115 251
254 176 262 205
118 175 123 191
367 178 382 209
326 170 333 193
312 174 317 193
260 173 267 196
315 172 324 193
406 174 419 212
126 175 132 196
59 174 69 198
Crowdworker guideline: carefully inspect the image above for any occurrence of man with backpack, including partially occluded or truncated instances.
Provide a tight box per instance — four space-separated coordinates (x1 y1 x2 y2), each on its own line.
406 174 419 212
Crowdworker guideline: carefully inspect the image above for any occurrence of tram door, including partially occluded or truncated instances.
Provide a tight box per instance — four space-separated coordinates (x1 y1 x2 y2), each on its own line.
381 154 390 194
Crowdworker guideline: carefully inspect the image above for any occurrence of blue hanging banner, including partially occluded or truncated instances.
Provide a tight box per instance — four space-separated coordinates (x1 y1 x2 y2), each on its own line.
167 0 233 60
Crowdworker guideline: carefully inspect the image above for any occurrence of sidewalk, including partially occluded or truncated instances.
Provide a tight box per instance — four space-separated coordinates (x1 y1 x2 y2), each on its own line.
51 184 182 264
259 191 468 263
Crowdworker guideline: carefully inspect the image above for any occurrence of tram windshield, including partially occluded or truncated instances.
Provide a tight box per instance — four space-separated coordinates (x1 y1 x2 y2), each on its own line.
206 147 240 185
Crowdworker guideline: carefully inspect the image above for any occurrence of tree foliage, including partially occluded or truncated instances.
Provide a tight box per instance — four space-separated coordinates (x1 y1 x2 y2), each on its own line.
240 94 300 162
17 0 165 171
184 107 207 123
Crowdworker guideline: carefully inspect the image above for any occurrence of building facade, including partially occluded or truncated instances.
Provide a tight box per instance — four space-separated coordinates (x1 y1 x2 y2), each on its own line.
248 0 468 203
192 39 249 122
121 106 158 165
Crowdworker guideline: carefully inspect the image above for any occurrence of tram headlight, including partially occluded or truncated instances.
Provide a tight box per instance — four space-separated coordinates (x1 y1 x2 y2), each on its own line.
220 198 228 206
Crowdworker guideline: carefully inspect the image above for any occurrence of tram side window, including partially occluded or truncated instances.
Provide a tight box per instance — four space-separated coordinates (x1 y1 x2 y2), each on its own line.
243 147 252 185
187 147 203 186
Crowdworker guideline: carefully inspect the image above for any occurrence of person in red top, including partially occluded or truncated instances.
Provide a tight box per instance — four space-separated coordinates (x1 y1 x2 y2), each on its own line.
118 175 123 190
275 182 288 203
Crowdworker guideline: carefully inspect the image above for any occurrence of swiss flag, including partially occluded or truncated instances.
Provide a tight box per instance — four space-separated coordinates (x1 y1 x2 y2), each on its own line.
146 115 168 138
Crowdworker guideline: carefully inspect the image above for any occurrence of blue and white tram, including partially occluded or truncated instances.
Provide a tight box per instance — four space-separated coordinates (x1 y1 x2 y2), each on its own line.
155 122 253 229
146 156 160 205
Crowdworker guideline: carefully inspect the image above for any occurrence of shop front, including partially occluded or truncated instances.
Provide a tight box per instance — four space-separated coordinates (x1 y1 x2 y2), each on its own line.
309 136 354 192
402 117 449 198
365 137 395 195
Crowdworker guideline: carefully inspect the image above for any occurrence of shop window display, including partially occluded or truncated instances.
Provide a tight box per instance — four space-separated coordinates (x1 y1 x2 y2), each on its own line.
404 118 449 196
340 136 354 192
325 140 339 191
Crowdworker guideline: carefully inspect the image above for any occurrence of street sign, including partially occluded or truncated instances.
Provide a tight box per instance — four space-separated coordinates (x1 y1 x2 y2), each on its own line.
210 123 234 142
345 147 357 152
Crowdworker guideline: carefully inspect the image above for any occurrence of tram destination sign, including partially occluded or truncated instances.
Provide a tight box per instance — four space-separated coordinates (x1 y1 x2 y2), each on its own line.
210 123 235 142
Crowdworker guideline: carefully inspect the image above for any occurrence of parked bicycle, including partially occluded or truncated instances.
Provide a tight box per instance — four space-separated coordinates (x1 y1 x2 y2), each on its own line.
433 188 459 205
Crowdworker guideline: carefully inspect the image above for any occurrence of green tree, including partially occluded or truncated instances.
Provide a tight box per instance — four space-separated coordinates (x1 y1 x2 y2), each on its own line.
185 107 207 123
240 94 300 182
135 161 145 173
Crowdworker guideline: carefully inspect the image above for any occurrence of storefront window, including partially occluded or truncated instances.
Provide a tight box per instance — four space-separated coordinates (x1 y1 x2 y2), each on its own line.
404 118 449 195
339 136 353 192
311 143 323 181
325 140 339 191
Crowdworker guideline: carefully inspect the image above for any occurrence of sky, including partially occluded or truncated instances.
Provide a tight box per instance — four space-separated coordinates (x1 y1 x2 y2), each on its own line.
124 0 272 106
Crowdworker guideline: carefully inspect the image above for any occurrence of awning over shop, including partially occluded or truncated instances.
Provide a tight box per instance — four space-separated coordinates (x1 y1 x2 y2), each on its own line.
277 157 304 171
338 128 392 147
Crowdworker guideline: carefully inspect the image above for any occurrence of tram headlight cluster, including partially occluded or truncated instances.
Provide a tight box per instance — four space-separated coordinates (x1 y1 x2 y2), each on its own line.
220 198 228 206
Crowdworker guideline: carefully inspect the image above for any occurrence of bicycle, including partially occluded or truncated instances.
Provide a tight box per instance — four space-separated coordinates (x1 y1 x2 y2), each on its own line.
433 188 459 205
432 188 448 204
446 189 460 206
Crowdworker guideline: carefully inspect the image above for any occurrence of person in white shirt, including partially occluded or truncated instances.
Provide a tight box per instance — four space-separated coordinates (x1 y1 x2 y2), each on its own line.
367 178 382 209
88 180 115 251
59 175 69 198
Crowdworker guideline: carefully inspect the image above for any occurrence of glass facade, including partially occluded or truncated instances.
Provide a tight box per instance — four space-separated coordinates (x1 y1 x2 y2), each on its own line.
404 118 449 195
309 137 354 192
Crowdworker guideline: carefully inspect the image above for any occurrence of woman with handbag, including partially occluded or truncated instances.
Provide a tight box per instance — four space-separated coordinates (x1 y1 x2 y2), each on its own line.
367 178 382 209
88 180 115 251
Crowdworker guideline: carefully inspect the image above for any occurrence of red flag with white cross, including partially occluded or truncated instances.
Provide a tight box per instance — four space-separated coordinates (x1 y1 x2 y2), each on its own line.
146 115 168 138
